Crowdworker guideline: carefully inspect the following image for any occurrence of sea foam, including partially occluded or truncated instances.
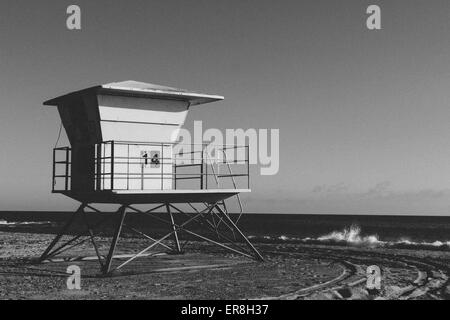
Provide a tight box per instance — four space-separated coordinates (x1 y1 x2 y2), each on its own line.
249 224 450 251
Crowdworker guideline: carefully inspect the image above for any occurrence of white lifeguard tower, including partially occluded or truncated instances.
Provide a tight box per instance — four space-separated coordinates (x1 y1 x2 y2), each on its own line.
39 81 263 275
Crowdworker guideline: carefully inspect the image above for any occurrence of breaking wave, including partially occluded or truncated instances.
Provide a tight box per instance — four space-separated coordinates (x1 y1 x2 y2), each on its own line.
249 224 450 251
0 220 53 227
316 225 381 245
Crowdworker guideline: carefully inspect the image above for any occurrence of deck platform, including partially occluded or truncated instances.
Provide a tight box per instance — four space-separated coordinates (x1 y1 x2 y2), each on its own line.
57 189 251 204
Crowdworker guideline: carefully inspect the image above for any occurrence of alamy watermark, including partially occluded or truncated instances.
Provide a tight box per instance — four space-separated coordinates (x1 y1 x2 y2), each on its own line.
66 265 81 290
67 4 381 32
366 5 381 30
174 121 280 176
66 5 81 30
366 265 382 293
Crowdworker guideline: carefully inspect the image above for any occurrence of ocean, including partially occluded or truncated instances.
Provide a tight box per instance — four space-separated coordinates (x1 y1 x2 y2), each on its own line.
0 212 449 251
238 214 450 250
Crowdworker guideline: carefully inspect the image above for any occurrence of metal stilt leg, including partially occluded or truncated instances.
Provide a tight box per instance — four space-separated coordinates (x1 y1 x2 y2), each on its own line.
38 203 86 262
214 205 264 262
37 200 264 276
167 203 182 253
103 206 127 275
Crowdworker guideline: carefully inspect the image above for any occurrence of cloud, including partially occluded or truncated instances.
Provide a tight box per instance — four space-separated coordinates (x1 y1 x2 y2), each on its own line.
363 181 392 198
309 181 450 201
246 181 450 214
312 183 350 194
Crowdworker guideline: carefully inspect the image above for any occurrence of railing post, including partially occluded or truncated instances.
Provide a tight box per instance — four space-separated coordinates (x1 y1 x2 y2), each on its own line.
161 143 164 190
65 147 70 191
102 143 105 190
52 148 56 192
205 149 208 190
96 143 102 191
247 145 250 189
127 144 130 191
174 161 177 190
111 141 115 190
200 148 204 190
217 147 221 189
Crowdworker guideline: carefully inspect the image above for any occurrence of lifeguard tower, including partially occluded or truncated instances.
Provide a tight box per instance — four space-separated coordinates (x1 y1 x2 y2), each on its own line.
39 81 263 275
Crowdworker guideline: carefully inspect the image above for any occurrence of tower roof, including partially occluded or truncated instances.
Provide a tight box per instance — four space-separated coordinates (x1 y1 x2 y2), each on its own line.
44 80 224 106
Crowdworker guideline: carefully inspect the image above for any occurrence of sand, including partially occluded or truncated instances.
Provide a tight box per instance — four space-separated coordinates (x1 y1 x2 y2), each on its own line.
0 231 449 300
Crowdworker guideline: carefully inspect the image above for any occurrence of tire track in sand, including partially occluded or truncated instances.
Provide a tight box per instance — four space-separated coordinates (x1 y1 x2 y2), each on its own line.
260 247 449 300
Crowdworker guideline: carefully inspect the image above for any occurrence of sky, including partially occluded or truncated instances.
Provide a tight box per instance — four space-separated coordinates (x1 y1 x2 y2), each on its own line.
1 0 450 215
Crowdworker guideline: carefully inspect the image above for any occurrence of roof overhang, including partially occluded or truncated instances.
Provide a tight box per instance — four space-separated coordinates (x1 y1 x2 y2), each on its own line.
43 81 224 107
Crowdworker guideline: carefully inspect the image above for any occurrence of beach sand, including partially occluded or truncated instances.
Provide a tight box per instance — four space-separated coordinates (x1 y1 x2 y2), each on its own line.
0 231 449 300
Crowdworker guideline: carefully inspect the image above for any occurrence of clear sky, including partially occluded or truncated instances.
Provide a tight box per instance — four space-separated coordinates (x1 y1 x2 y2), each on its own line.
1 0 450 215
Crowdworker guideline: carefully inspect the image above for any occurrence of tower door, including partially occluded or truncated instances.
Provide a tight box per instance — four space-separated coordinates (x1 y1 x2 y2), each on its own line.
71 145 95 192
